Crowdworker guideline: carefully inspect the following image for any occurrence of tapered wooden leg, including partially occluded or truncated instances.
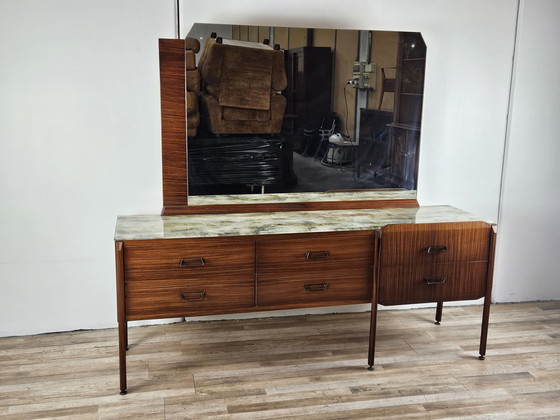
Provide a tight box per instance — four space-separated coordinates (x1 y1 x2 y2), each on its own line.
368 302 378 370
435 302 443 325
118 320 127 394
115 241 127 394
479 224 497 360
479 294 491 360
125 320 128 351
368 231 381 370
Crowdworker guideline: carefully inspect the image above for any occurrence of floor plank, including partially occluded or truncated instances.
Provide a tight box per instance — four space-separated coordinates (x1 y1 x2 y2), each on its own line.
0 302 559 419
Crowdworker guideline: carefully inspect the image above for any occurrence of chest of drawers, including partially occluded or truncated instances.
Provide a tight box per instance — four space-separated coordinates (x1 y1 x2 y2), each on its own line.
256 231 374 308
123 238 255 319
114 206 496 394
378 221 491 305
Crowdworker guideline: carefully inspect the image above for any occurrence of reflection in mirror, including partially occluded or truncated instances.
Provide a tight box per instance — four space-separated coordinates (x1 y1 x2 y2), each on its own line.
185 24 425 201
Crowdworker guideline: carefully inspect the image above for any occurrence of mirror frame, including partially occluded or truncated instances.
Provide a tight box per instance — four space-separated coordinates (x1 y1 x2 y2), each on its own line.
159 38 419 215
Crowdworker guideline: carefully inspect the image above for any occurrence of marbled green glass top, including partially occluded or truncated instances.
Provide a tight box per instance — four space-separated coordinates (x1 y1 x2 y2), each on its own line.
115 205 491 241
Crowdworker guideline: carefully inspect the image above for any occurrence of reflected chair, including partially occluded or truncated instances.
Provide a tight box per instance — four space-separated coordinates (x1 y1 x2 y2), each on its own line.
198 35 288 135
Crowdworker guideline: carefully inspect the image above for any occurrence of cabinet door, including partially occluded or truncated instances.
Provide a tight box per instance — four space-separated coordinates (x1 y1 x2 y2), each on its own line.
256 232 374 308
123 238 255 320
378 222 491 306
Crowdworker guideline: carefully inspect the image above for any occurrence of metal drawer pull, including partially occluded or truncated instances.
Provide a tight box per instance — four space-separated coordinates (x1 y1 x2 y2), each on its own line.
425 245 448 254
424 276 447 285
179 257 205 267
305 283 329 292
305 251 330 260
179 291 206 301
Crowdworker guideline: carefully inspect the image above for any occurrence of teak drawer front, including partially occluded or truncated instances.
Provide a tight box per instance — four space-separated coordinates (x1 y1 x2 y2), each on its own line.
256 231 374 269
380 222 491 266
126 275 254 320
378 261 488 305
257 267 372 307
125 267 254 291
124 238 254 281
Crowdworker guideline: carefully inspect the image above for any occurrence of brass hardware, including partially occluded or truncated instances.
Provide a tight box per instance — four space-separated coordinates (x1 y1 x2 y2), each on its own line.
423 276 447 285
179 291 206 301
179 257 205 267
425 245 448 254
305 283 329 292
305 251 330 260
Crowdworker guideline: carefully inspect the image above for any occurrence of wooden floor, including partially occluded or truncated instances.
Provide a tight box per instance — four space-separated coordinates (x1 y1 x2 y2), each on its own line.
1 302 560 419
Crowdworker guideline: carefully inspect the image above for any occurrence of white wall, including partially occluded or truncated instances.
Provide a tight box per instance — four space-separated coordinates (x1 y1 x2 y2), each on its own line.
494 0 560 301
0 0 174 336
0 0 557 337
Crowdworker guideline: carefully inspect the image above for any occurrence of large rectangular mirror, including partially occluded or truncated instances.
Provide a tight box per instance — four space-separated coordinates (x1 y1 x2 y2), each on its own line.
160 24 425 214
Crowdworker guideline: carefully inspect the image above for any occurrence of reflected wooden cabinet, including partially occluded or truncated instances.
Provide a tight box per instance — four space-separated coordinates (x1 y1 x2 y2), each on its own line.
387 32 427 190
115 214 496 394
284 47 333 133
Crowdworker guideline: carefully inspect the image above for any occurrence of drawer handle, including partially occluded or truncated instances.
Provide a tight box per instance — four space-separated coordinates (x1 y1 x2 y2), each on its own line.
179 291 206 301
305 283 329 292
305 251 330 260
424 276 447 285
179 258 205 267
425 245 448 254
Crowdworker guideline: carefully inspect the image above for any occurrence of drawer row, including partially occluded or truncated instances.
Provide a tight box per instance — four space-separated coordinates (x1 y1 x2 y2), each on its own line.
122 223 492 320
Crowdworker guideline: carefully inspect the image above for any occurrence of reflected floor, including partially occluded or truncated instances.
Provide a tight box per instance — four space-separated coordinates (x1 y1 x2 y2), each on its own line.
278 152 396 193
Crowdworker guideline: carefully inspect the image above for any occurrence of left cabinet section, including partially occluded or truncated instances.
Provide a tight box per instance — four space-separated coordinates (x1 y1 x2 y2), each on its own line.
115 237 256 395
121 238 256 320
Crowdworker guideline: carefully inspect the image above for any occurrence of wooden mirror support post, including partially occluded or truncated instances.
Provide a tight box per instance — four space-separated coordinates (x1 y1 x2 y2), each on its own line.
160 39 189 212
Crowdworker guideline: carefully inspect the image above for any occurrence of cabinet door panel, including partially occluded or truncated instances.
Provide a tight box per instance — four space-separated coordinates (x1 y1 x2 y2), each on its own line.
378 261 488 305
380 222 490 266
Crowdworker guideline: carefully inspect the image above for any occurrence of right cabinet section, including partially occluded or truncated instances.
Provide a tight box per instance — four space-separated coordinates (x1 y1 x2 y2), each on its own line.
378 222 492 305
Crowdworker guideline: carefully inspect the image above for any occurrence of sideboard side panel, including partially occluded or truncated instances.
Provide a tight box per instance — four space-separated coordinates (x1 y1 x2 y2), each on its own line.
160 39 188 208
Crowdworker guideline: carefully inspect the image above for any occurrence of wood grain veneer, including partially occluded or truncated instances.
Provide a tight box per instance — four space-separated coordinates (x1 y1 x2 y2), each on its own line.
367 221 497 369
159 39 188 207
123 238 254 274
123 238 255 320
379 221 491 266
378 222 492 306
162 198 420 215
257 269 372 308
256 231 374 308
126 276 255 320
256 231 374 267
378 261 488 305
